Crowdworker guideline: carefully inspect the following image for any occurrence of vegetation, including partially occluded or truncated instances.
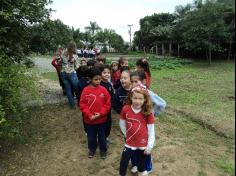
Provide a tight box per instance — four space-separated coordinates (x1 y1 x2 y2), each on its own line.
0 0 52 145
133 0 235 64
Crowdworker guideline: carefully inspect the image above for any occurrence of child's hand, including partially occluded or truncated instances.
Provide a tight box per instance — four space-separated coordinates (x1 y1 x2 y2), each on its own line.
94 113 100 118
91 113 100 120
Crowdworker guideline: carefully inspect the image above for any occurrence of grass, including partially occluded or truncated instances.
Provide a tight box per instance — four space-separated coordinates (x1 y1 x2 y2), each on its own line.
152 60 235 138
40 72 58 81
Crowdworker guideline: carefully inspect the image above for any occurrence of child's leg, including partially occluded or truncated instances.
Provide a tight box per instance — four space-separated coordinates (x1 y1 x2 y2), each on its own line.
82 113 87 134
130 150 138 173
86 124 98 153
131 150 138 167
136 149 147 173
119 147 132 176
145 154 153 172
97 123 107 153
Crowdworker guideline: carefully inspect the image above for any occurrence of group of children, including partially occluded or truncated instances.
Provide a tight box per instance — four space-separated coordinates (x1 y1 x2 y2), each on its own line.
51 42 167 176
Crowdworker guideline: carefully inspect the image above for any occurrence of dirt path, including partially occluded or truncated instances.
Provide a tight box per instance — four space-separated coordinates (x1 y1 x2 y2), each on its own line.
0 81 234 176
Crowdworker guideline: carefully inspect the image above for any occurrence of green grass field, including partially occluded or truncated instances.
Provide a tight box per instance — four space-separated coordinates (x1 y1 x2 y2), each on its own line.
153 60 235 138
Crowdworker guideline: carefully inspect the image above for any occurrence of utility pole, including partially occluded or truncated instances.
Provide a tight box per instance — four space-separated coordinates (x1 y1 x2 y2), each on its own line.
128 24 133 50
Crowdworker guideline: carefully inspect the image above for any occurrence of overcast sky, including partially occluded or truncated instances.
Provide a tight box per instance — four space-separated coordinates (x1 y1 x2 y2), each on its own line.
49 0 193 42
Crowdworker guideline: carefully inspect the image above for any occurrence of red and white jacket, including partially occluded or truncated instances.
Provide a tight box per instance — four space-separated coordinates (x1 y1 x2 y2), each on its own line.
79 85 111 125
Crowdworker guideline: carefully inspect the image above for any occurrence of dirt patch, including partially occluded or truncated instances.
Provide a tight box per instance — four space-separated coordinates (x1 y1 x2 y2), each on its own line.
0 104 234 176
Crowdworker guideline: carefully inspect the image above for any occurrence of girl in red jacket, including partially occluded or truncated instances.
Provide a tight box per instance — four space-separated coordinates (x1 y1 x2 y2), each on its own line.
136 58 152 89
119 84 155 176
79 67 111 159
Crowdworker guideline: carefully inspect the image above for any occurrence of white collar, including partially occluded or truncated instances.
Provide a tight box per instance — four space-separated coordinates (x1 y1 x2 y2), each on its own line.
131 106 141 114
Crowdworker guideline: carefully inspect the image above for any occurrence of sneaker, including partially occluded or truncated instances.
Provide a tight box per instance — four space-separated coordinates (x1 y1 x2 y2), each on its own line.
100 151 107 159
147 169 153 174
131 166 138 173
139 171 148 175
88 151 95 158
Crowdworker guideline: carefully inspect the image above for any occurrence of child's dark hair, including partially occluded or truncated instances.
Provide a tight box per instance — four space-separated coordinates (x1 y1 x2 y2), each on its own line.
130 70 146 81
96 56 106 64
87 67 101 79
99 64 111 72
118 57 128 68
136 58 151 77
77 65 89 77
87 59 96 67
120 66 130 73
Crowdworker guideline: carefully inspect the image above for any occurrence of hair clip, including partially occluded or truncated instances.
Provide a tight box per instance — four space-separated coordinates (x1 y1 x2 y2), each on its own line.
131 84 147 92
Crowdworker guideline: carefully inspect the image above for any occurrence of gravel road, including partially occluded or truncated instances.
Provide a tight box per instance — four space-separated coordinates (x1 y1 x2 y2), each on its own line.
25 57 68 107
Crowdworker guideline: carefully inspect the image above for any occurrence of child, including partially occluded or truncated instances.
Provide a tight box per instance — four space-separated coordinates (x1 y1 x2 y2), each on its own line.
136 58 151 89
87 59 96 69
96 56 106 64
111 61 120 86
130 70 167 174
118 56 129 67
80 58 87 66
79 67 111 159
119 85 155 176
130 70 166 116
99 64 114 142
51 56 65 95
77 65 90 134
113 66 130 90
114 70 132 114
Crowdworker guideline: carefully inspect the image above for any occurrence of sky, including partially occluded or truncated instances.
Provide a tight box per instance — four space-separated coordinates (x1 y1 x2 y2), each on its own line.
49 0 193 42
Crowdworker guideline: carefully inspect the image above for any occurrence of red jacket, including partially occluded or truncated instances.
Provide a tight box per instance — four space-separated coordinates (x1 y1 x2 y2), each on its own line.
111 69 121 85
51 57 62 73
79 85 111 125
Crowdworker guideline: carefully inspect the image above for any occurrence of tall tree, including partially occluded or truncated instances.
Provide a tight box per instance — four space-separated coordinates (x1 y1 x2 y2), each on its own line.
0 0 52 143
181 0 232 65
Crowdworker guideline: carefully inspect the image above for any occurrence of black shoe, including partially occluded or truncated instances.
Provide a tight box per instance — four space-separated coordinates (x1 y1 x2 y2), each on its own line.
100 151 107 159
88 151 95 158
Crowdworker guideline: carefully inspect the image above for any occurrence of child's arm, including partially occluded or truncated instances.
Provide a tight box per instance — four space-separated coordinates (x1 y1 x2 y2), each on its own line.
148 90 167 116
79 90 93 120
145 123 155 155
99 89 111 116
119 119 126 137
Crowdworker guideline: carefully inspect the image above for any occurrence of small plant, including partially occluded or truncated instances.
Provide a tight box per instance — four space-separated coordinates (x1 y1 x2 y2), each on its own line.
215 158 235 176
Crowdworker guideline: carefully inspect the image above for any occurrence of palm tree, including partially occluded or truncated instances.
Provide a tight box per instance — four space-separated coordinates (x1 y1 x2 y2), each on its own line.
85 21 101 36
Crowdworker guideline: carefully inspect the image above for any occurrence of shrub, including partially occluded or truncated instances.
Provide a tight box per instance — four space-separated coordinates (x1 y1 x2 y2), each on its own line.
0 53 39 146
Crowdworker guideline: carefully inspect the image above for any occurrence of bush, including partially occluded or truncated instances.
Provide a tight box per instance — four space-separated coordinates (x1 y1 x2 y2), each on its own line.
0 53 39 146
127 56 192 70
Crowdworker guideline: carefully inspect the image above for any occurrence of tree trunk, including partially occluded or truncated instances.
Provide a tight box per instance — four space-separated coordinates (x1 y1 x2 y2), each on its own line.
169 42 172 56
228 41 232 61
208 48 212 66
162 43 165 56
156 44 158 55
143 46 146 56
177 43 180 58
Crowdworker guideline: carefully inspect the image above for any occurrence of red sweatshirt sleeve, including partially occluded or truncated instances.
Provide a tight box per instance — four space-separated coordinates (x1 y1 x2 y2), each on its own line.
79 89 93 119
51 57 61 72
99 88 111 116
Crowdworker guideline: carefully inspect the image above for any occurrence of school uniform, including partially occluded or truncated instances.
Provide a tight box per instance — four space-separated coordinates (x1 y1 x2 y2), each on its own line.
119 105 155 175
79 85 111 154
114 86 130 114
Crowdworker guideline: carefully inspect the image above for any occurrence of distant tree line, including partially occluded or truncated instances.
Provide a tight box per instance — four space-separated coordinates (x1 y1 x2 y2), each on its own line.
133 0 235 64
